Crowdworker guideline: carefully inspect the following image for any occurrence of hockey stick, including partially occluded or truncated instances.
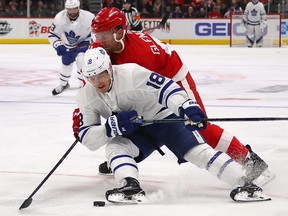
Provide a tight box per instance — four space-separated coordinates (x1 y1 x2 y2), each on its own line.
19 139 79 210
142 11 170 33
135 117 288 124
66 45 89 52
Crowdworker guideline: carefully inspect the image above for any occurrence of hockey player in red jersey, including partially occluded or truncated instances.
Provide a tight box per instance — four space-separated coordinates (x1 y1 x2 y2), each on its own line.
73 7 273 185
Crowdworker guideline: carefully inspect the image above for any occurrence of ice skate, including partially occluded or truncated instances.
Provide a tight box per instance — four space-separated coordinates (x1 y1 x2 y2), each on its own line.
98 161 112 174
243 145 275 186
106 177 146 204
52 83 70 96
230 182 271 202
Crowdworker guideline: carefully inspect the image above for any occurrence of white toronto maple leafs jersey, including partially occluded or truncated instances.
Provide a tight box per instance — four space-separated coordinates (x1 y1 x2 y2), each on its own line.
48 9 94 49
76 63 189 151
243 2 266 25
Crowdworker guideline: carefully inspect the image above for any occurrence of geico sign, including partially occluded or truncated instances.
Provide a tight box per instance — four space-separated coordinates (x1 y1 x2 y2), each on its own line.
195 23 268 36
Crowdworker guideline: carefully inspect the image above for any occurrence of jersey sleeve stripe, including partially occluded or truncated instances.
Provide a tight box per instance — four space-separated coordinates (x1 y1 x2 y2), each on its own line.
158 79 174 104
165 88 183 107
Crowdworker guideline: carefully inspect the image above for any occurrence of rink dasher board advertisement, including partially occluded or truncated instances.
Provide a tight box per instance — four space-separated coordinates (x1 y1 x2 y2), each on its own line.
0 18 287 45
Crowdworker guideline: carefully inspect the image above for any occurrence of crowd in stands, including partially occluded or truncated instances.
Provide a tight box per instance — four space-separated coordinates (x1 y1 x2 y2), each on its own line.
0 0 272 18
107 0 272 18
0 0 61 17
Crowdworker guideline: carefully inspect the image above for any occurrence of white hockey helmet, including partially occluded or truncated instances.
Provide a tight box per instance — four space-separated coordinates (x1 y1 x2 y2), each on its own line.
65 0 80 9
82 47 113 78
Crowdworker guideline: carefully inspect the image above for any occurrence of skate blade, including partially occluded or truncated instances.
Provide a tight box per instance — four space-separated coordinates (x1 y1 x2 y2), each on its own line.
98 172 113 176
233 191 272 202
252 168 276 187
107 193 146 204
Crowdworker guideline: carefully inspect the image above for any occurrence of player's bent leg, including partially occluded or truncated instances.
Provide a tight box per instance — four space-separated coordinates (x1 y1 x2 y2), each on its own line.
183 144 270 201
105 137 140 183
200 123 248 163
105 137 145 203
171 72 273 185
184 143 246 186
76 53 84 87
52 63 72 95
199 123 273 185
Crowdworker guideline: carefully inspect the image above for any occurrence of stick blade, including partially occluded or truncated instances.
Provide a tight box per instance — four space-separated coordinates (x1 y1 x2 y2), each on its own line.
19 198 33 210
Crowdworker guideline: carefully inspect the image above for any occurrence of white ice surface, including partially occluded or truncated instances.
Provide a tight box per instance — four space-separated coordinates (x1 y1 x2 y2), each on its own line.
0 44 288 216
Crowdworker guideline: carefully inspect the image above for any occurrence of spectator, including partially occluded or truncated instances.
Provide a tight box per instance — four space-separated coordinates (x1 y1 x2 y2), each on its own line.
208 6 222 18
140 7 152 18
224 4 243 18
220 2 228 17
152 0 162 18
214 0 222 11
9 2 18 17
2 5 12 17
46 2 59 17
172 5 184 18
194 0 213 14
112 0 123 10
223 0 241 18
31 0 49 17
184 6 197 18
16 1 27 17
0 1 4 16
240 0 249 10
164 5 172 17
191 0 202 9
196 6 206 18
137 0 153 16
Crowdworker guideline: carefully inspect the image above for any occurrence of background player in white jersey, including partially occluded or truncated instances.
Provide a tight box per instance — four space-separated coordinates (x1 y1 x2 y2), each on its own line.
242 0 267 47
76 47 269 203
48 0 94 95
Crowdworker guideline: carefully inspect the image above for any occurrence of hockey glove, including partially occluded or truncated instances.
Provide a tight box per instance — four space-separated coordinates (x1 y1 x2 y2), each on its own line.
179 99 207 131
105 110 142 137
72 108 81 140
54 41 67 56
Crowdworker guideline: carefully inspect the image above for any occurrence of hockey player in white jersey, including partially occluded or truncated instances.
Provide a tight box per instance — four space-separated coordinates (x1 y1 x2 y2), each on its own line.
242 0 267 47
76 47 271 203
48 0 94 95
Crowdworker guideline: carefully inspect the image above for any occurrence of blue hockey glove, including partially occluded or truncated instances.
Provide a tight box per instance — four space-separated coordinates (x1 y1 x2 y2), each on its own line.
105 110 142 137
179 99 207 131
53 41 67 56
55 45 67 56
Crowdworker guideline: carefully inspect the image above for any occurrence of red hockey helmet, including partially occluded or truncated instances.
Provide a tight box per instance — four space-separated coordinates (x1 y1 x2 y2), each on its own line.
91 7 126 34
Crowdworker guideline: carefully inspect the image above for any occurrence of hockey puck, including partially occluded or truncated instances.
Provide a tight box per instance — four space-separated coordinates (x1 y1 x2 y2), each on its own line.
93 201 106 207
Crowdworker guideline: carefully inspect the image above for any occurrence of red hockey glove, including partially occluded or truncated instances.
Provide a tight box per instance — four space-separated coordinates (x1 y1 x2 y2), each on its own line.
72 108 80 140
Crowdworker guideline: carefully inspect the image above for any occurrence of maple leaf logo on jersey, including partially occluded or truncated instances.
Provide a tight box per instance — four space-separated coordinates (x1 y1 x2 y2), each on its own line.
65 30 80 46
251 9 258 16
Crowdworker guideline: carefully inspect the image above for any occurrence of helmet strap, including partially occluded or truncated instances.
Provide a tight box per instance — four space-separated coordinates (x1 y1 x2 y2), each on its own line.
107 72 114 92
113 29 126 53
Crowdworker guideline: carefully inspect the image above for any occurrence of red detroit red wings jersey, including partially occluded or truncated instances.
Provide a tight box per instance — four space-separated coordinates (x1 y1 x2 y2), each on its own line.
90 31 184 79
